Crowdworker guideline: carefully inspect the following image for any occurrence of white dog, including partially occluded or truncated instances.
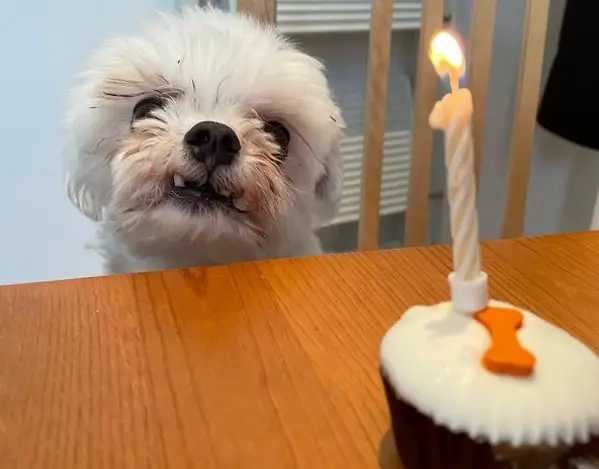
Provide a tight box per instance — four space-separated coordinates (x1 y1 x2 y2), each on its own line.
64 6 343 274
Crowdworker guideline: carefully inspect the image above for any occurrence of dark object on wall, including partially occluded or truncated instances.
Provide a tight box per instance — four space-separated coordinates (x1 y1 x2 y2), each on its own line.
537 1 599 150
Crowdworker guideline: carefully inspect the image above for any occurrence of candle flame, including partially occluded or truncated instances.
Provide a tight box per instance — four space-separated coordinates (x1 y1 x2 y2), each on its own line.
429 30 465 78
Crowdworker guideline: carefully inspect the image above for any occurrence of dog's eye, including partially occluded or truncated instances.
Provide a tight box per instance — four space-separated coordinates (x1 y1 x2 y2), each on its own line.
264 120 290 157
132 96 165 122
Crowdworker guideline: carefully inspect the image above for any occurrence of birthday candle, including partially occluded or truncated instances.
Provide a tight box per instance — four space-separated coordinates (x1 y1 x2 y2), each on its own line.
428 31 481 283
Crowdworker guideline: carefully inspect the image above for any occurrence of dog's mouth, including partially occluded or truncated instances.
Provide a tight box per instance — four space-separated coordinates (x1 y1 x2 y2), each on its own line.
170 173 245 212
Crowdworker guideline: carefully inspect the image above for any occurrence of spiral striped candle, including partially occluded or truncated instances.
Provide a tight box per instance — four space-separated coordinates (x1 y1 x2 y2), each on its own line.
442 90 481 281
429 30 482 283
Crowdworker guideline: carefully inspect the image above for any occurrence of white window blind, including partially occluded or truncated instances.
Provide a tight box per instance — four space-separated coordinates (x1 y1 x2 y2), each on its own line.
331 76 414 225
277 0 422 34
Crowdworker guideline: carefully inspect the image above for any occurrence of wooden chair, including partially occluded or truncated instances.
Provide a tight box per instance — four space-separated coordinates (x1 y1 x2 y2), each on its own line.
238 0 551 250
237 0 276 23
361 0 550 249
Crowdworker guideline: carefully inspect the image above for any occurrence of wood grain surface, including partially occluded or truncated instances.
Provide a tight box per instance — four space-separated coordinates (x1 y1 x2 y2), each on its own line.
2 232 599 469
357 0 394 251
236 0 276 24
404 0 444 246
502 0 550 238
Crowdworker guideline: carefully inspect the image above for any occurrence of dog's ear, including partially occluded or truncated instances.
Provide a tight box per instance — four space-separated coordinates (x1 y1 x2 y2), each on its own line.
63 80 118 222
64 146 112 222
313 113 344 227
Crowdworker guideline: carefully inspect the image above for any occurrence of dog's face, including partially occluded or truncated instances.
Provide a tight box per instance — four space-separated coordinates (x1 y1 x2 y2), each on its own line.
65 7 343 254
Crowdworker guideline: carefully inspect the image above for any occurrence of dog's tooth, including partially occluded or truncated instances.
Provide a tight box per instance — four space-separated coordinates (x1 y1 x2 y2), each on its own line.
233 198 250 212
219 189 232 197
173 173 185 187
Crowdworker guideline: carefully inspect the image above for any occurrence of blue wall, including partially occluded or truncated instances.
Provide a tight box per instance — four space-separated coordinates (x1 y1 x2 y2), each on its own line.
0 0 174 285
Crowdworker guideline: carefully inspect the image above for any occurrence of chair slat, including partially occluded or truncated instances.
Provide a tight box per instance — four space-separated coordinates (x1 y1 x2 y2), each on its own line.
404 0 444 246
357 0 395 251
237 0 277 23
502 0 550 238
468 0 497 184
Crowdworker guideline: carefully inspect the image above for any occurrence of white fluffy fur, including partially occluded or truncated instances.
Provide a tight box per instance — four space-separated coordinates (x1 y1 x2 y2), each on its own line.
64 7 344 274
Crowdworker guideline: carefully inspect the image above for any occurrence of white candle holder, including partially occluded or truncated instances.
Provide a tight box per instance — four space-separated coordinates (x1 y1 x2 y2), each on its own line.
448 271 488 315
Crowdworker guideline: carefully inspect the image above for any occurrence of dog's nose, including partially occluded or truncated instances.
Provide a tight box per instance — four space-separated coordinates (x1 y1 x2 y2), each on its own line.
184 121 240 168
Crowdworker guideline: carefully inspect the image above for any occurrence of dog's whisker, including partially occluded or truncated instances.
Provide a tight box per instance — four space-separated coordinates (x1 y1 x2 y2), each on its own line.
246 222 268 241
215 75 231 105
286 122 325 167
102 91 146 99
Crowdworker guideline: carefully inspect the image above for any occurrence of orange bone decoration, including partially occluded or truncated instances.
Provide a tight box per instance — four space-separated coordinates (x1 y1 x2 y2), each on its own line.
474 307 536 377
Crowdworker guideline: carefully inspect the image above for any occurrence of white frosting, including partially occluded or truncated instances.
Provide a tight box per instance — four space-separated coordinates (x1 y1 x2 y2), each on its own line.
381 300 599 447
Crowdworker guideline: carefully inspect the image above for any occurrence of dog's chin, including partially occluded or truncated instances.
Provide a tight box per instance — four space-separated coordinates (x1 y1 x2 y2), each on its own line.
109 188 269 258
167 182 245 216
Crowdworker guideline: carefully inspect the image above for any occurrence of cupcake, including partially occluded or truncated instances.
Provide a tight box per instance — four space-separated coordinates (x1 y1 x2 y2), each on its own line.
381 26 599 469
380 298 599 469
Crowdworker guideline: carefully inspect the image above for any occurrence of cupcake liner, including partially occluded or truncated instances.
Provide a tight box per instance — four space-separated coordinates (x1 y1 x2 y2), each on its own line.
565 437 599 467
381 373 599 469
382 373 510 469
570 460 599 469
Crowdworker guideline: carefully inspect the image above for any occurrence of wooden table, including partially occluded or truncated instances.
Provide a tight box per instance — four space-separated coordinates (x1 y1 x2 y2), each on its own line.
1 232 599 469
